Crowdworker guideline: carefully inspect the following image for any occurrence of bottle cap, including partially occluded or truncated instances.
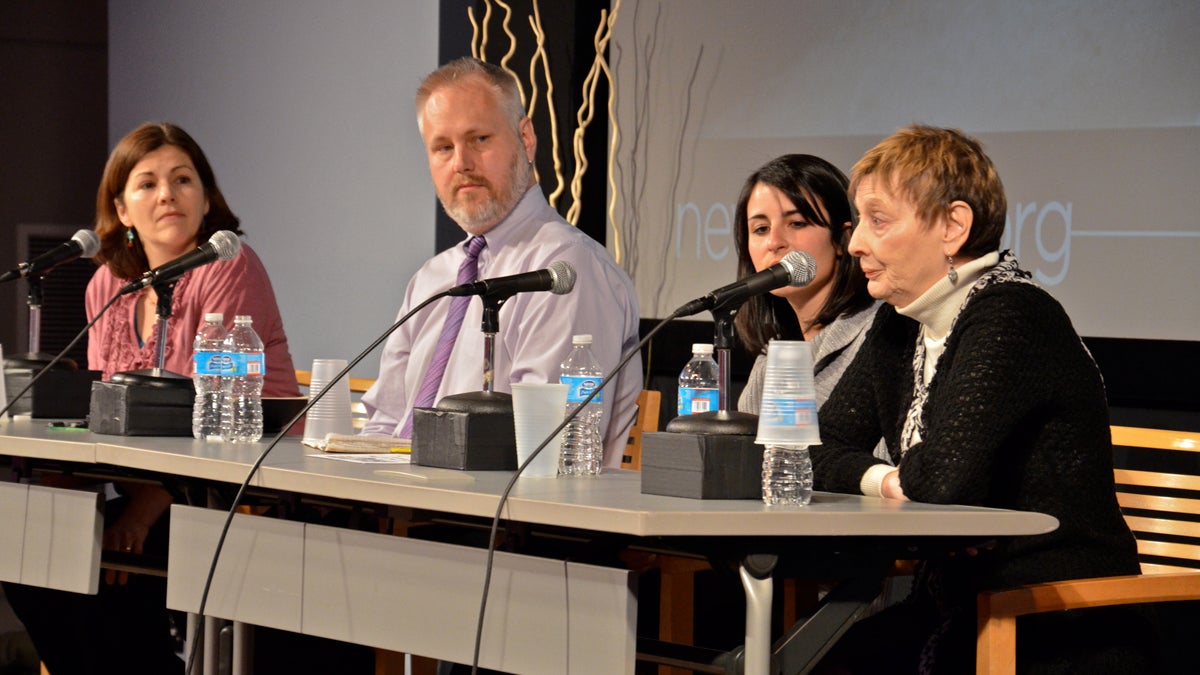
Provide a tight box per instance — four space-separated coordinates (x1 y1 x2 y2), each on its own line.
205 312 223 322
692 343 714 355
572 334 593 345
234 315 252 325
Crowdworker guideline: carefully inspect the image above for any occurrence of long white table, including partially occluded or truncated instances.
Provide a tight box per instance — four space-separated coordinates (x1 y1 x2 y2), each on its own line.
2 419 1059 674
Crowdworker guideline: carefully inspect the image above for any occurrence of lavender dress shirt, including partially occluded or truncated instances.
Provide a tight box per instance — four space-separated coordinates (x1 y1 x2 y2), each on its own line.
362 187 642 467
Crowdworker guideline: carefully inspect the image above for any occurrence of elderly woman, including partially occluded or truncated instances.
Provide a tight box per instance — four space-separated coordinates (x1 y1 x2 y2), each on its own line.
812 125 1153 673
733 154 879 415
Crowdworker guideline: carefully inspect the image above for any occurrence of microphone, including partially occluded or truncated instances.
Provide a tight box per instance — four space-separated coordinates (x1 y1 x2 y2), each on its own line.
119 230 242 295
0 229 101 283
447 260 576 299
677 249 817 317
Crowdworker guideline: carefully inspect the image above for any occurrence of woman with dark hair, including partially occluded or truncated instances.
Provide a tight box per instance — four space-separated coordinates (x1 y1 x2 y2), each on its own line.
4 122 299 675
733 154 879 415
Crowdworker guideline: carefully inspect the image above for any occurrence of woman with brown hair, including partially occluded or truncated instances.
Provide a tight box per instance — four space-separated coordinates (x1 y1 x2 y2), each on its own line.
4 122 299 674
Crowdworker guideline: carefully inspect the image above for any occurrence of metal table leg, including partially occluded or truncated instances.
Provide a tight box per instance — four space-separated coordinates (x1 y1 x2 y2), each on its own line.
185 613 202 675
233 620 252 675
204 615 221 674
740 554 778 675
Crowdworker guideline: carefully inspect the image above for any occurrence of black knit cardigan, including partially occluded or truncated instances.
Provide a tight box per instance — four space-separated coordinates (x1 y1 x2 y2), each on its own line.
812 280 1139 596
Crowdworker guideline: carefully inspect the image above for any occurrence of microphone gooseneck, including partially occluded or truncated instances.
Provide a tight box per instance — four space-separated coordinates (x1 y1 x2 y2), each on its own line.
676 249 817 317
119 230 242 295
447 260 577 299
0 229 102 283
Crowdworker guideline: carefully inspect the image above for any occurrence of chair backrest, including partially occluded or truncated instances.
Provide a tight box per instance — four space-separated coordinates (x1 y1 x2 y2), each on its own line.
294 369 376 394
1110 425 1200 574
622 389 662 470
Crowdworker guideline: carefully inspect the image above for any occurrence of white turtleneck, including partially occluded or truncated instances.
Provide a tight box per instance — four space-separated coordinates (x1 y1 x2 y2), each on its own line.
897 251 1001 388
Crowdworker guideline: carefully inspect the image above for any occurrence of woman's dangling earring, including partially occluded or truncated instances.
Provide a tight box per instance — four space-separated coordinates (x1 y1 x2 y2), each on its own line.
946 255 958 284
125 227 135 249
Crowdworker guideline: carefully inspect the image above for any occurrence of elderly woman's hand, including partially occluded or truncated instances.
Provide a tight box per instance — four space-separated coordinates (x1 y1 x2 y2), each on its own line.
881 468 908 501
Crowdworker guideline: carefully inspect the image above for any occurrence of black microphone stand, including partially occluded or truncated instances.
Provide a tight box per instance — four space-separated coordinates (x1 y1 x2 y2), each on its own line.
433 294 513 416
5 275 79 370
664 306 758 435
110 280 193 390
3 275 78 416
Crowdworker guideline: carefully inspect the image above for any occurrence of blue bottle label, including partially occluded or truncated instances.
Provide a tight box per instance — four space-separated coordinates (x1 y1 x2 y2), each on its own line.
193 352 233 376
759 397 817 427
677 387 719 415
224 352 265 377
560 375 603 404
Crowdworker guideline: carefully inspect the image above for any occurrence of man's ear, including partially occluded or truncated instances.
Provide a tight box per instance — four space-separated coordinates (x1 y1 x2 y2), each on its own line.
519 117 537 164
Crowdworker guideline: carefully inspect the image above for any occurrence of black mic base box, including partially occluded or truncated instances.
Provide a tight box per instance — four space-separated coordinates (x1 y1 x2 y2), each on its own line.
640 431 763 500
31 369 103 419
3 356 81 417
88 380 194 436
410 391 517 471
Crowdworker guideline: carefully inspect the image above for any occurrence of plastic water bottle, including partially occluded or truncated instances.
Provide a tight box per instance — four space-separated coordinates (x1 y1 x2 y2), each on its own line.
762 445 813 506
677 343 719 415
558 334 604 475
220 315 265 443
191 312 228 440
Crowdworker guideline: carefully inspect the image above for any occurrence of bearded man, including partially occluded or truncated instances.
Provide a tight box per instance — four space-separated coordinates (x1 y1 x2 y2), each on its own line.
361 57 641 467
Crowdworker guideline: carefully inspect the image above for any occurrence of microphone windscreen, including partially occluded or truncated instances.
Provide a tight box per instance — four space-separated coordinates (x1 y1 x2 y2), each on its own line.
209 230 242 261
547 260 576 295
782 250 817 287
72 229 102 259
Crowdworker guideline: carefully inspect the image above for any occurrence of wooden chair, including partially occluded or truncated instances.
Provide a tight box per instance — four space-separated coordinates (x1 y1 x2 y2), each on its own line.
294 369 377 394
976 425 1200 674
622 389 662 470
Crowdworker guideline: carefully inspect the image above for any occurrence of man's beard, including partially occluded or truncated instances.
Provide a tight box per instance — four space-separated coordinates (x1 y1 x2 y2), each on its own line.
441 153 532 233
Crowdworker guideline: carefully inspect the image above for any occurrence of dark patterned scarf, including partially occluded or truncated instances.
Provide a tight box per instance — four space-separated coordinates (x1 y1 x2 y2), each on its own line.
898 251 1034 455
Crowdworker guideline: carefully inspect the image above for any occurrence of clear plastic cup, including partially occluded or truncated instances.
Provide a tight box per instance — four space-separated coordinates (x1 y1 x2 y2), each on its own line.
511 382 569 477
754 340 820 446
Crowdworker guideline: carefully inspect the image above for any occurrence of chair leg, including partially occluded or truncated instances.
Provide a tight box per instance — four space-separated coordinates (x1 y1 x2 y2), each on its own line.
375 649 437 675
781 578 820 628
975 595 1017 675
659 566 695 675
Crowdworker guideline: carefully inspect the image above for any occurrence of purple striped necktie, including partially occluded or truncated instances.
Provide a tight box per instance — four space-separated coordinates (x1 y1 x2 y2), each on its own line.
399 235 486 438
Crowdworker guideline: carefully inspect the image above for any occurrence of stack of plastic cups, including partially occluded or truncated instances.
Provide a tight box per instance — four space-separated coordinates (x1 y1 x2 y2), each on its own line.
303 358 353 444
755 340 820 506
